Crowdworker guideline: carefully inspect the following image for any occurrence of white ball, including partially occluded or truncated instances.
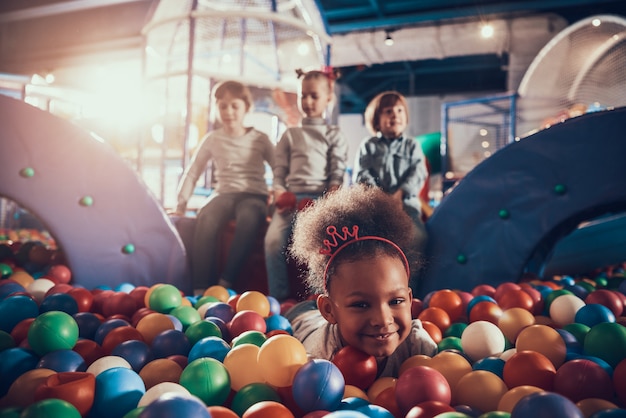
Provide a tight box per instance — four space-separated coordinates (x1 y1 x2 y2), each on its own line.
461 320 506 361
26 278 56 303
86 355 132 376
549 294 586 327
138 382 192 407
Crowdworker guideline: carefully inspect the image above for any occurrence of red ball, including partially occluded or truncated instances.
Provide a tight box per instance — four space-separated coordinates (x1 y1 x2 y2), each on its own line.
101 292 138 318
296 198 314 212
472 284 496 297
68 287 94 313
614 358 626 405
395 366 451 416
418 307 451 333
11 318 35 346
496 289 534 311
46 265 72 284
332 346 378 390
554 358 614 402
585 289 624 318
372 386 401 417
405 400 455 418
502 350 556 390
411 298 424 319
73 339 105 367
242 400 294 418
469 300 503 324
229 310 267 338
101 325 145 355
45 283 73 297
34 371 95 416
428 290 464 322
275 192 297 210
129 286 149 310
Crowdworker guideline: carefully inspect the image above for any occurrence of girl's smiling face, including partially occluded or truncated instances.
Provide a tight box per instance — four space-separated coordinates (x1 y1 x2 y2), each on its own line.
299 77 332 118
378 102 407 139
318 254 412 358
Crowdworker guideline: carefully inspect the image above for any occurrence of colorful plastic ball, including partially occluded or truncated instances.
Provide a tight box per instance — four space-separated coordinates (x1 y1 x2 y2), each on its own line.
454 370 508 413
204 302 235 323
86 355 132 377
466 294 496 313
395 365 451 416
577 398 621 418
38 293 78 316
111 340 154 372
585 289 624 318
67 287 94 312
556 328 582 354
583 322 626 368
444 322 468 339
332 345 378 391
324 411 369 418
0 347 41 397
26 278 56 303
151 329 190 358
188 335 230 363
0 329 15 351
242 400 295 418
275 191 297 210
460 320 505 361
614 358 626 405
102 292 138 318
496 288 535 312
20 398 82 418
72 312 102 340
257 334 309 387
548 294 586 327
2 368 56 408
223 343 264 391
179 357 230 406
0 281 26 300
497 385 543 413
229 310 267 338
429 290 464 322
265 314 293 334
418 307 451 333
267 296 281 316
563 322 591 345
230 382 281 416
370 386 400 417
0 294 38 333
292 359 345 412
27 310 78 356
516 324 567 368
203 285 230 302
137 382 192 407
502 350 556 390
575 304 616 327
137 393 210 418
37 349 86 372
230 330 264 348
367 377 397 401
46 264 72 284
554 358 613 402
355 404 394 417
473 356 505 378
510 391 583 418
422 320 443 343
497 307 535 343
91 367 146 418
33 371 95 416
429 351 473 390
139 358 183 390
206 405 240 418
167 305 200 331
469 300 503 324
437 336 463 352
405 400 455 418
148 285 182 314
136 313 176 345
236 291 271 317
184 319 222 346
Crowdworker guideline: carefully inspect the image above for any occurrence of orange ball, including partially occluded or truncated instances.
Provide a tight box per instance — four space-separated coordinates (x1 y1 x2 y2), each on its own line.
428 290 464 322
207 405 240 418
399 355 432 376
139 358 183 390
497 289 535 311
2 368 56 408
257 335 308 388
421 320 442 344
498 307 535 343
242 400 294 418
429 351 472 392
135 312 175 345
515 324 566 368
205 285 231 302
502 350 556 390
367 377 397 402
576 398 620 418
236 291 270 317
372 386 401 417
101 325 145 355
418 307 451 332
344 385 369 400
468 300 503 324
453 370 508 412
497 385 544 412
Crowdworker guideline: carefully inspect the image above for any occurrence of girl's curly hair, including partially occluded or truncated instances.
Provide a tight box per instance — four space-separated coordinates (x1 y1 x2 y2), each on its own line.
289 183 422 294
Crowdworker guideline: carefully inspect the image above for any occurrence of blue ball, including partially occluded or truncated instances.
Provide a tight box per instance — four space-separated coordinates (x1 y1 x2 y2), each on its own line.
204 302 235 323
187 336 230 363
137 394 210 418
356 404 395 417
338 397 370 410
472 356 505 378
37 349 86 372
0 347 39 397
0 281 26 301
556 328 583 354
39 293 79 315
0 294 38 333
93 318 131 346
511 391 583 418
267 296 281 316
151 329 191 358
111 340 154 372
91 367 146 418
115 283 136 293
466 295 497 315
73 312 103 340
574 303 616 328
292 359 345 413
265 314 293 334
204 317 230 342
325 411 369 418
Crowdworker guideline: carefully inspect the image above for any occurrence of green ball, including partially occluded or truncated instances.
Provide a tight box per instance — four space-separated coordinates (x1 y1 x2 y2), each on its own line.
456 254 467 264
444 323 468 339
0 330 15 351
583 322 626 368
194 295 220 309
185 320 222 345
0 407 21 418
231 382 281 417
478 412 511 418
0 263 13 279
122 406 146 418
122 244 135 254
27 311 78 356
231 330 267 348
437 336 463 352
149 284 183 313
180 358 230 406
169 305 201 331
19 167 35 178
20 399 81 418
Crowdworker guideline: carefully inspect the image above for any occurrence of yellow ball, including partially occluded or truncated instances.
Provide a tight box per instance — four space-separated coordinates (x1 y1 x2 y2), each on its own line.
204 285 230 302
257 335 308 387
223 343 264 391
236 291 270 317
343 385 369 401
497 385 544 412
454 370 508 412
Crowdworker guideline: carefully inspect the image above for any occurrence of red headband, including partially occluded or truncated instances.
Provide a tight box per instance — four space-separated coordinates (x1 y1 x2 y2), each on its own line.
319 225 410 289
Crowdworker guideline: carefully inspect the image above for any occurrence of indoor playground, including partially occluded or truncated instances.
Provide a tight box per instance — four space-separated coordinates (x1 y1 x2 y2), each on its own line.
1 1 626 418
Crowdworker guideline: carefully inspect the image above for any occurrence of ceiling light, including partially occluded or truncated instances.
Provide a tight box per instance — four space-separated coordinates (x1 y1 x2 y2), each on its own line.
480 23 494 38
384 32 394 46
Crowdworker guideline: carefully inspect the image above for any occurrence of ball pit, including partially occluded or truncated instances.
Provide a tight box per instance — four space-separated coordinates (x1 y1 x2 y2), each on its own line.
1 244 626 418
